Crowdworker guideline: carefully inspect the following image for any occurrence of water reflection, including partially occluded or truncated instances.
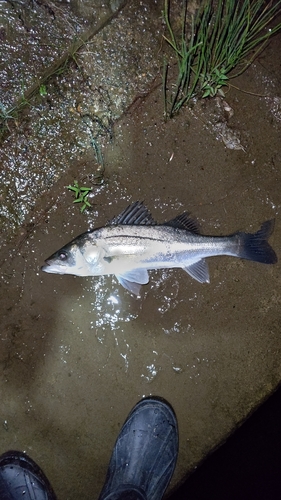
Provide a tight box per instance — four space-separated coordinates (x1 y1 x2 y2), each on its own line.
62 268 194 378
87 276 143 331
141 362 159 383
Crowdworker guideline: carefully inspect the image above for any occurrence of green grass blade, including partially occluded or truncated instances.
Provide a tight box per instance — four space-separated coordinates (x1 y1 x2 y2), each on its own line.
163 0 281 117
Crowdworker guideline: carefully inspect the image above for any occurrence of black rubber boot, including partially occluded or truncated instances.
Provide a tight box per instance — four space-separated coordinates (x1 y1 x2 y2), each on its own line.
98 397 178 500
0 450 57 500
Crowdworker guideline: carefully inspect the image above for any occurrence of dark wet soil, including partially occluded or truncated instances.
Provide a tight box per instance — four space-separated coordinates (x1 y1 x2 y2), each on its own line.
0 2 281 499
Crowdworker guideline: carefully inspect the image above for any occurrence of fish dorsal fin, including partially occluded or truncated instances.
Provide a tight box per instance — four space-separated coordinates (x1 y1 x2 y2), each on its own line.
163 212 200 233
109 201 156 226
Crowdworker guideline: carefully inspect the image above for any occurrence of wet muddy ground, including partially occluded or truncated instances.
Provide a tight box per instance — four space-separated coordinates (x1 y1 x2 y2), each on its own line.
1 2 281 499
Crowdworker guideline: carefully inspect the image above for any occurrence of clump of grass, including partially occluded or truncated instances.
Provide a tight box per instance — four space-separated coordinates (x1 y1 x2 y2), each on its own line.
0 88 31 137
163 0 281 118
0 84 29 134
0 103 18 134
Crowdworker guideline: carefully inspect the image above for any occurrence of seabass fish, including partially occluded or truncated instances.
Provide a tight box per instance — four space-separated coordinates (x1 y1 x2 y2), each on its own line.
41 201 277 295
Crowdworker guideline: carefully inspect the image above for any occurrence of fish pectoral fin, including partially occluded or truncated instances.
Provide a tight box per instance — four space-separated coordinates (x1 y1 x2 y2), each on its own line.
117 278 142 296
116 268 149 296
183 259 210 283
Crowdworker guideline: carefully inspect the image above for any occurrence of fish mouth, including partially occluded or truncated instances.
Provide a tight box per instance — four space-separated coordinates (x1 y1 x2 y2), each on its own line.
41 261 61 273
41 259 68 275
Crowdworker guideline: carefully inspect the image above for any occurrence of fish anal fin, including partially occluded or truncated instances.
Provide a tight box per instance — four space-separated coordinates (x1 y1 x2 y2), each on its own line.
183 259 210 283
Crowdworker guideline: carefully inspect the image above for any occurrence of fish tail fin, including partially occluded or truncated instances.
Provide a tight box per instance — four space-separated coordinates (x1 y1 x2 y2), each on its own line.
237 219 277 264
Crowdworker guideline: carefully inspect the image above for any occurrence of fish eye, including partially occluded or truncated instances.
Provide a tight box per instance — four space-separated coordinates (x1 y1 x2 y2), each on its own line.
59 252 67 261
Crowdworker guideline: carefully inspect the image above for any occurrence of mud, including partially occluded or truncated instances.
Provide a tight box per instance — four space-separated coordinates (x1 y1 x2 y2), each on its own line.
0 2 281 499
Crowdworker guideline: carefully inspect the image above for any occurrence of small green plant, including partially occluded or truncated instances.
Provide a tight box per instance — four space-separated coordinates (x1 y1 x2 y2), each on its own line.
39 84 47 97
201 68 229 98
163 0 281 118
67 180 92 213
